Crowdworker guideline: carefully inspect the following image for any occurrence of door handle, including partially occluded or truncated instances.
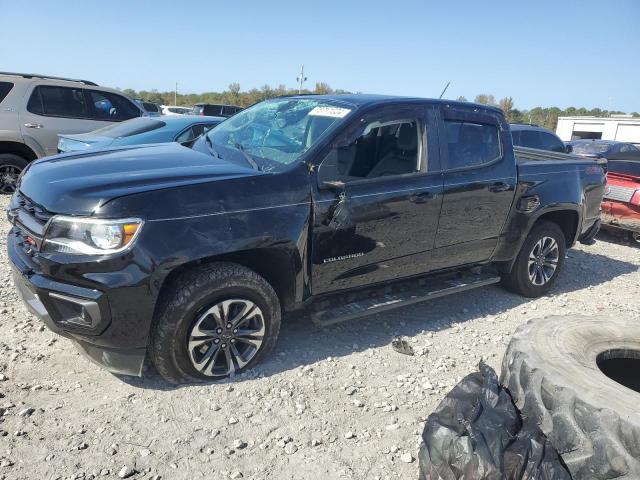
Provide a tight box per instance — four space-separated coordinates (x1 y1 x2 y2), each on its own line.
24 123 43 129
489 182 510 193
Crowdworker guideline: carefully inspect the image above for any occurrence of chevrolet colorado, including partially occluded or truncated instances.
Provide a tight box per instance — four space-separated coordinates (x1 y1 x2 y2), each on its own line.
7 95 605 383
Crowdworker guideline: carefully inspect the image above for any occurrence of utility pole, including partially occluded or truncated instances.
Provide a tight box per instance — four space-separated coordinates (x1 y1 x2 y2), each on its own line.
174 82 178 106
296 66 307 94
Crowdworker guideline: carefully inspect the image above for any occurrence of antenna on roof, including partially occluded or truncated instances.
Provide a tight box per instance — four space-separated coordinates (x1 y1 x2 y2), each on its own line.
439 81 451 99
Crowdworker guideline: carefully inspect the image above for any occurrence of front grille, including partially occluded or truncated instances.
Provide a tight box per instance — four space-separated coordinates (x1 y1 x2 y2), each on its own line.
604 184 635 203
15 192 53 224
8 192 53 254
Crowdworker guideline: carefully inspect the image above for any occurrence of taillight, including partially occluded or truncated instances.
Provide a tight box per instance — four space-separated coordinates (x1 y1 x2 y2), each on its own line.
631 190 640 206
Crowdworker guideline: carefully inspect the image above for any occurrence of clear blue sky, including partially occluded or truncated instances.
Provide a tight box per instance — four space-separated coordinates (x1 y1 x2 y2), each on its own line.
1 0 639 111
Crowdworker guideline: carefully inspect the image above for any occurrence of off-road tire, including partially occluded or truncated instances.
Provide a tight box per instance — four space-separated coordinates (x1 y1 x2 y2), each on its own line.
149 262 281 384
501 315 640 479
0 154 29 194
501 221 566 297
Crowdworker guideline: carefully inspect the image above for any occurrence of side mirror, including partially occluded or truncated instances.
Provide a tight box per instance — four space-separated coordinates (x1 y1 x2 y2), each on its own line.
565 144 573 154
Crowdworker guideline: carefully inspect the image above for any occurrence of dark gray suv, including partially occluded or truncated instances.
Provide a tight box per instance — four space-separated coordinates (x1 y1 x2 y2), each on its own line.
510 123 571 153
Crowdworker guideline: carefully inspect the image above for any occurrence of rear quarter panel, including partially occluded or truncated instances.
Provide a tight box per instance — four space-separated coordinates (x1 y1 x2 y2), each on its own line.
492 153 606 262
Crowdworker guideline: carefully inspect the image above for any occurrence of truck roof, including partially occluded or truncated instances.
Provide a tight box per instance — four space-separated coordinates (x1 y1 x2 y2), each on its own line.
286 93 504 114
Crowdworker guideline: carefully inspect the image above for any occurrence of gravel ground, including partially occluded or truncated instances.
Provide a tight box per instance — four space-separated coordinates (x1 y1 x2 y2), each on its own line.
0 193 639 480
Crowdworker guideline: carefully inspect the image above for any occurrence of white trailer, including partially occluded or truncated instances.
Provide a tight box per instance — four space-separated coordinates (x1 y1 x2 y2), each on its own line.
556 116 640 146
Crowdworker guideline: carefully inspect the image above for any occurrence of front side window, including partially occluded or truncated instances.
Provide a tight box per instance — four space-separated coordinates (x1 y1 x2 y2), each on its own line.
27 85 87 118
320 117 422 181
207 98 352 171
87 91 140 121
444 120 500 169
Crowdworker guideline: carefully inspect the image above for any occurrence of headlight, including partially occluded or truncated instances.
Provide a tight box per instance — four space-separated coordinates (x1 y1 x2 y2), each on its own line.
42 216 143 255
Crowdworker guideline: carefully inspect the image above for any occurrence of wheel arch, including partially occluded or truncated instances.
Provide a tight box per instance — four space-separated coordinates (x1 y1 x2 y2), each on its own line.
495 205 581 273
532 208 580 248
156 247 301 312
0 141 38 162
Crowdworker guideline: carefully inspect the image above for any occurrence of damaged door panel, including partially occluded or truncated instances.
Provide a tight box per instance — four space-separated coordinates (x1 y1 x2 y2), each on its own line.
310 105 443 294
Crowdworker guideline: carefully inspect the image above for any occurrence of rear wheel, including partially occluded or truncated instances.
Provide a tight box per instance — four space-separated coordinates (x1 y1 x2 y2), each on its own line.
149 262 281 384
501 221 566 297
630 232 640 245
0 154 28 194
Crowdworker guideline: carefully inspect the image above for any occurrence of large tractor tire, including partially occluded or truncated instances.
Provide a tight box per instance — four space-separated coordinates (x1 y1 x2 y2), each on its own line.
501 315 640 479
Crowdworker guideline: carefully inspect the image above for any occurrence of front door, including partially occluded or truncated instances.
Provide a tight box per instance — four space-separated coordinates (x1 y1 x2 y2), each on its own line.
310 105 443 294
430 106 517 270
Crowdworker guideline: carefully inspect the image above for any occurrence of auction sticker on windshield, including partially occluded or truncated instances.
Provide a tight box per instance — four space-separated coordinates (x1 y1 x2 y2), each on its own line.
308 106 351 118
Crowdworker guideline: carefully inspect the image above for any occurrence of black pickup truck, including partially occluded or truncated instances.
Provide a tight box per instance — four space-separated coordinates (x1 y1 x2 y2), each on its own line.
7 95 605 383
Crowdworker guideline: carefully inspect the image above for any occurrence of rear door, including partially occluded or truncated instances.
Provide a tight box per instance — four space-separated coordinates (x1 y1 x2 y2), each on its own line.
311 104 443 294
431 106 517 269
20 84 103 156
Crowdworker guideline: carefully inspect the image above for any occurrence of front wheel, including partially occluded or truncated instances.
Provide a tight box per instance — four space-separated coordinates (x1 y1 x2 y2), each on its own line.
501 221 566 297
149 262 281 384
0 154 29 194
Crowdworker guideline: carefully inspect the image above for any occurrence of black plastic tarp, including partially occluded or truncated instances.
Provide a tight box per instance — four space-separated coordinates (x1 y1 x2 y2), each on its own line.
418 362 571 480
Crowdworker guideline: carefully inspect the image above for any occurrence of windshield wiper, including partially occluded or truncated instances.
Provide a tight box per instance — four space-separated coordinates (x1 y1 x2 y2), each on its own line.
232 142 261 171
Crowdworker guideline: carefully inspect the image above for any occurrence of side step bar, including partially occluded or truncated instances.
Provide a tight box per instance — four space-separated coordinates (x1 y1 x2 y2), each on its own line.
311 270 501 328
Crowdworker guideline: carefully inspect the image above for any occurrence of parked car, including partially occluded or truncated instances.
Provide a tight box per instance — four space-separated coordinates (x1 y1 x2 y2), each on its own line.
7 95 605 383
191 103 242 117
510 123 571 153
600 155 640 243
568 139 640 158
161 105 191 116
134 99 162 117
57 115 224 153
0 72 143 193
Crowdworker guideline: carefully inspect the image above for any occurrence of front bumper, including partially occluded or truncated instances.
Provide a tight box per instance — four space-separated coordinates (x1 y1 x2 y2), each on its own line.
9 232 148 377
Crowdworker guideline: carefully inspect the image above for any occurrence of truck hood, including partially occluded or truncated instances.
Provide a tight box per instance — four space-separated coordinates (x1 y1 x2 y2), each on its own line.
19 143 259 215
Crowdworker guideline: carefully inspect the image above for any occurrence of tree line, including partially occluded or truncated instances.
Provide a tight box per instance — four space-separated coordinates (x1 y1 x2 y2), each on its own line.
459 94 639 131
121 84 638 132
120 82 343 111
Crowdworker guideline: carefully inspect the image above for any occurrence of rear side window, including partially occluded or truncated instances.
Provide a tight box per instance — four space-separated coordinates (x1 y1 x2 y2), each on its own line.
0 82 14 104
203 105 223 116
27 85 88 118
517 130 541 149
444 120 500 169
538 132 566 153
142 102 159 113
87 90 140 121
